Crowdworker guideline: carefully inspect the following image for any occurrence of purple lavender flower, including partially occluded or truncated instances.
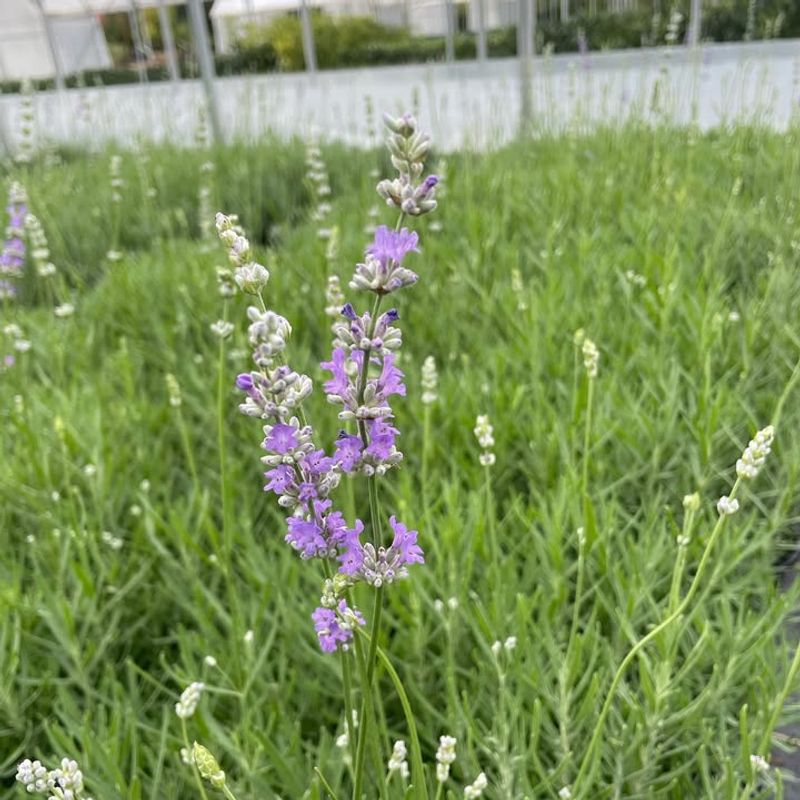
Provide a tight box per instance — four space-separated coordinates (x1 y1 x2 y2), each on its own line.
334 433 364 472
312 599 365 653
265 423 299 454
339 515 424 585
375 354 406 400
364 419 399 461
367 226 419 267
388 516 424 565
333 306 402 355
351 227 421 295
1 183 28 281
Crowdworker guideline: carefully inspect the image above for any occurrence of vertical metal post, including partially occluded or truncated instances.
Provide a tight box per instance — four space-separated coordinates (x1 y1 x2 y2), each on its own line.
187 0 223 141
475 0 487 61
34 0 66 91
157 0 180 81
299 0 317 72
444 0 456 62
129 1 148 83
688 0 702 46
517 0 533 129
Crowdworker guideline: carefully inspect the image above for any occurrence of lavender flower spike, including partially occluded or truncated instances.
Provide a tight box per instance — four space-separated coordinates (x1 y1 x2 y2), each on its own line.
313 599 365 652
351 226 420 295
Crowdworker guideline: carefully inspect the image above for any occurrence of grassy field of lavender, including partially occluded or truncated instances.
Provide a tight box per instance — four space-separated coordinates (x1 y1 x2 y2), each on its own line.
2 120 800 800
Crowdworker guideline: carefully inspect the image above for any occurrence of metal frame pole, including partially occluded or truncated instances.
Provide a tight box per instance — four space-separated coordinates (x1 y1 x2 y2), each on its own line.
128 0 149 83
688 0 702 46
157 0 180 81
299 0 317 72
34 0 66 91
187 0 223 141
475 0 487 62
518 0 534 130
444 0 456 62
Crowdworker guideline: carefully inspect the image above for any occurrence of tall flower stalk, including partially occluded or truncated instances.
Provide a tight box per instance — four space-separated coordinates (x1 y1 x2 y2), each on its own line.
572 424 776 796
220 111 438 799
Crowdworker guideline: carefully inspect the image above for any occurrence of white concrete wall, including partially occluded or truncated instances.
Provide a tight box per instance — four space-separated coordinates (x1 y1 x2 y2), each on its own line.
0 40 797 155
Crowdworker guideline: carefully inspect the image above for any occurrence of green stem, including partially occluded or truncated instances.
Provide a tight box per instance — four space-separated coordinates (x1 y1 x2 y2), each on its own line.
222 784 242 800
217 300 230 560
177 406 202 500
371 641 430 800
484 465 497 562
560 530 586 767
422 405 431 516
340 647 357 775
573 478 742 796
581 377 594 503
352 586 385 799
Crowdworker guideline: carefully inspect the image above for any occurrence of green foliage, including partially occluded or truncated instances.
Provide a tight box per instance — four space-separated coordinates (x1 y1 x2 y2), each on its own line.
2 123 800 798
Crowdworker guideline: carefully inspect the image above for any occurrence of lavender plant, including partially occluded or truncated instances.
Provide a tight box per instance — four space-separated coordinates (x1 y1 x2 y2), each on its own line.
214 112 438 797
1 182 28 301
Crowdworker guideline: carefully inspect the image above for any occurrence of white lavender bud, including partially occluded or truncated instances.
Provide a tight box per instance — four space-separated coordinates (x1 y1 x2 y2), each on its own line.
735 425 774 481
582 337 599 378
716 495 739 516
474 415 494 449
234 262 269 295
421 355 438 405
464 771 488 798
210 320 234 339
166 373 182 407
175 681 204 718
15 759 49 793
750 754 769 772
387 740 409 779
474 414 496 466
193 742 226 788
325 274 346 320
436 735 457 782
683 492 700 511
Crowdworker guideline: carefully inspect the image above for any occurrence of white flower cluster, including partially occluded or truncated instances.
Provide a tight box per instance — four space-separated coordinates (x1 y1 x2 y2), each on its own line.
325 274 346 322
558 787 573 799
210 319 234 339
736 425 774 481
474 415 496 467
165 373 182 408
387 739 409 779
16 757 94 800
435 734 457 783
582 337 599 379
54 303 75 319
175 681 204 719
464 771 488 798
25 214 57 278
750 754 769 772
215 212 269 295
491 636 517 657
421 355 438 405
511 268 528 311
335 710 358 765
716 495 739 517
3 322 31 354
16 84 35 165
110 154 124 204
306 143 333 238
